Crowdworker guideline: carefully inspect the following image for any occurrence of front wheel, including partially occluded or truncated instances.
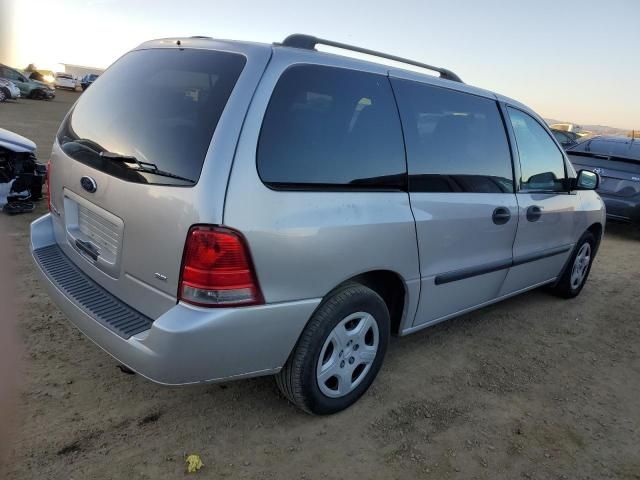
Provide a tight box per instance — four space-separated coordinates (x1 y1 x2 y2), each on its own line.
276 283 389 415
0 88 7 102
548 231 597 298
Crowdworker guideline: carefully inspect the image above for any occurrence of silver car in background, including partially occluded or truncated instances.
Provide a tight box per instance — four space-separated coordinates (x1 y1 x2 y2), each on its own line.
0 78 20 101
31 34 605 414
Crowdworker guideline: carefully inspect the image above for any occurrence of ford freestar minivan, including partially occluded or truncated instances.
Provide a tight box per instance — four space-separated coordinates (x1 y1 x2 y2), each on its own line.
31 35 605 414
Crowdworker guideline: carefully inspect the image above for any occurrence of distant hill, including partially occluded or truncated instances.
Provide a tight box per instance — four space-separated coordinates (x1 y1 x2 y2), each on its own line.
544 118 633 137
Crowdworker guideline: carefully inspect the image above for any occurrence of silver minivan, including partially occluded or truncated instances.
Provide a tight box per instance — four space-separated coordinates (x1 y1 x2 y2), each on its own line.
31 35 605 414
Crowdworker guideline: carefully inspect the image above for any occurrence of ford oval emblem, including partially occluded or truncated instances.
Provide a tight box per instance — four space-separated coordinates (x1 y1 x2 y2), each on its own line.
81 176 97 193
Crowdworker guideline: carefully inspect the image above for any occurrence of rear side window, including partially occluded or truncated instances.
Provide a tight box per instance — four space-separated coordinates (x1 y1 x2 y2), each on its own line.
391 79 514 193
57 49 246 185
257 64 406 189
507 107 566 192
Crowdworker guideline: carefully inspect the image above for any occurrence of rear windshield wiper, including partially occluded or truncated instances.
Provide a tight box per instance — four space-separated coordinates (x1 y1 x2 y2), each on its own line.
99 151 196 184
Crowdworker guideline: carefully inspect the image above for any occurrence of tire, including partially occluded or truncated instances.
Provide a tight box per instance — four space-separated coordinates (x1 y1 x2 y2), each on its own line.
0 88 7 102
29 90 41 100
276 282 390 415
548 231 597 298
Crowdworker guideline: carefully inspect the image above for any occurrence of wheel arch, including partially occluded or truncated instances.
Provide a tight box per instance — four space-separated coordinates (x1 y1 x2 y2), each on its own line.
586 222 604 253
336 269 408 336
552 222 603 289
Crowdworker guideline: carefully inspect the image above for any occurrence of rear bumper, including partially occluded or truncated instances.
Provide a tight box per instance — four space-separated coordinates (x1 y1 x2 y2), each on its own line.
600 193 640 224
30 214 321 385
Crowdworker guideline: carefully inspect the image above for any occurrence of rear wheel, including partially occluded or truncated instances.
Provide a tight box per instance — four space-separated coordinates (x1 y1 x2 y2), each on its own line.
276 282 389 415
548 231 596 298
0 88 8 102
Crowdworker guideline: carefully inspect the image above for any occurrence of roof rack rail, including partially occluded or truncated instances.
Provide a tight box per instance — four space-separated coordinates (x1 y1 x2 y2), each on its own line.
280 34 463 83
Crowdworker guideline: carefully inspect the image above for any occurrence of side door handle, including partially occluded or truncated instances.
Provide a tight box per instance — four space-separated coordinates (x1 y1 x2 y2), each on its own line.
492 207 511 225
526 205 542 222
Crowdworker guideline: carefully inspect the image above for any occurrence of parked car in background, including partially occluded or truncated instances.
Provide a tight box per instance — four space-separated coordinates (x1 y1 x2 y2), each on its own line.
0 78 21 102
568 136 640 225
29 69 56 86
550 123 590 137
80 74 99 90
564 130 582 142
54 73 76 90
31 34 605 415
0 64 55 100
551 128 578 149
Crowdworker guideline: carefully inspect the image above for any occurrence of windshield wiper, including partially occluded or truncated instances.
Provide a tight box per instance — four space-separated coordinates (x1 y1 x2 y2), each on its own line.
99 151 196 184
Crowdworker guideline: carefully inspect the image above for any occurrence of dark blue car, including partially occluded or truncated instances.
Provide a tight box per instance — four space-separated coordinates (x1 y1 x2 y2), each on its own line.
80 74 99 91
568 136 640 224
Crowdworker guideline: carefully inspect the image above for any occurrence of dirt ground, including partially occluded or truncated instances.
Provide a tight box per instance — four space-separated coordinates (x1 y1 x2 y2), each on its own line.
1 90 639 479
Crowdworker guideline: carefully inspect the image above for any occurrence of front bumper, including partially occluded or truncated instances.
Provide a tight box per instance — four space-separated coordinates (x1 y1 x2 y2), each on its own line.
31 214 320 385
600 193 640 224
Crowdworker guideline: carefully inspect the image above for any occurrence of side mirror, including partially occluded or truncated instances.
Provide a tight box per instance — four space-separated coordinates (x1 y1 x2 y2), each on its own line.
575 169 599 190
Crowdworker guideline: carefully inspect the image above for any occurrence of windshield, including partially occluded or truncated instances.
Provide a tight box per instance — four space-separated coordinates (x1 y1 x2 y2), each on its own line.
569 137 640 162
57 48 246 185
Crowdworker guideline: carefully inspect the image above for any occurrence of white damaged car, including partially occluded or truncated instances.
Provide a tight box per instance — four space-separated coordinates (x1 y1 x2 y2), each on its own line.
0 78 21 101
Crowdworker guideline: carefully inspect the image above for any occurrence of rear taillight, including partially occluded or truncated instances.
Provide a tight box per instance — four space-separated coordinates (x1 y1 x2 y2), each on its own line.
46 160 51 211
179 226 263 307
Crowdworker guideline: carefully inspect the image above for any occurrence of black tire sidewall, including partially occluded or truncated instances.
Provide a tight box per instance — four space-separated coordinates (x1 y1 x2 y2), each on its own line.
0 88 7 102
301 287 389 415
565 232 597 296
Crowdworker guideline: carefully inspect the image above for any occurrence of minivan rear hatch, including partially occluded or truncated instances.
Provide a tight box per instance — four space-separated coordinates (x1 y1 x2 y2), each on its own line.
48 43 263 319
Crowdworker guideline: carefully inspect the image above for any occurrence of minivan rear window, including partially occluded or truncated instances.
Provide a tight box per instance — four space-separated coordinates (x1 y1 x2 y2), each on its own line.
57 49 246 185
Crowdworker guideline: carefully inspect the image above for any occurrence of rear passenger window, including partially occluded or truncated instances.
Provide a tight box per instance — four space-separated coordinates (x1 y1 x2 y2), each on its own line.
391 78 514 193
258 65 406 189
507 107 566 192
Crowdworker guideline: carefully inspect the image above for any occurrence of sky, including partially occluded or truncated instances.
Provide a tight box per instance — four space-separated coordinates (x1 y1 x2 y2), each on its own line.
2 0 639 129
